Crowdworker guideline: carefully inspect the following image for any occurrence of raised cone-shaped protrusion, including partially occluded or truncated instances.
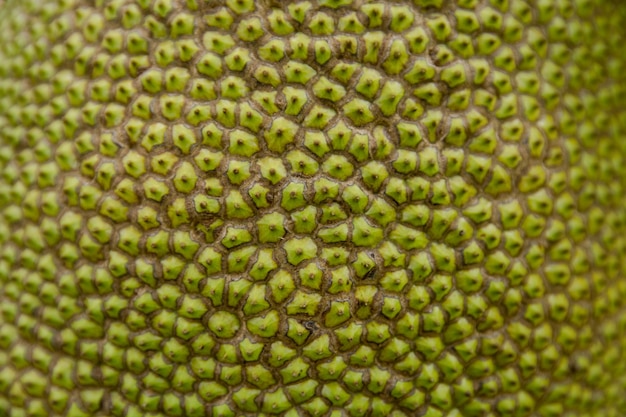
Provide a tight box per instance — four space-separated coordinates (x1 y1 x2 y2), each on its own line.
208 312 240 339
324 301 351 327
247 310 280 338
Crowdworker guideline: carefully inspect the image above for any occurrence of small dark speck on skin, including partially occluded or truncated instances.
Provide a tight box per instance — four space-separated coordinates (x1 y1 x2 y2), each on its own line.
363 266 377 280
303 321 317 331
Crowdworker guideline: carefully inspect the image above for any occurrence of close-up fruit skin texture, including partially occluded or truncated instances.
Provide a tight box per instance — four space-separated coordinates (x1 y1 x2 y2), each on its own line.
1 0 626 416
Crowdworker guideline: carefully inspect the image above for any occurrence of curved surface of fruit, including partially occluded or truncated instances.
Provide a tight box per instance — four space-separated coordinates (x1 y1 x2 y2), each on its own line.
0 0 626 416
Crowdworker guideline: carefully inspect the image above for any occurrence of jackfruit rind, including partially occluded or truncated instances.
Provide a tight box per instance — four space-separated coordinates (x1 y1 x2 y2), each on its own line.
1 0 626 416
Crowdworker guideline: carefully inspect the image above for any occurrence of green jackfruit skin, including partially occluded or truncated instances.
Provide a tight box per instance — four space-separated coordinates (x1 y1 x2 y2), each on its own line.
0 0 626 416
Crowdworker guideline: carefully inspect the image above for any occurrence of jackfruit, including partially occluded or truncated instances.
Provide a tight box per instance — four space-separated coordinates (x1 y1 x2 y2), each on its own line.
0 0 626 416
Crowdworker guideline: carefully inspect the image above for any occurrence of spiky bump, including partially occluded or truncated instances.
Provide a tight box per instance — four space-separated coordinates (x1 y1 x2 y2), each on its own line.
1 0 626 416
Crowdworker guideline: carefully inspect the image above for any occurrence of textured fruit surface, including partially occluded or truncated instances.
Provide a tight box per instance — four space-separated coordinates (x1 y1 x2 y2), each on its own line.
1 0 626 416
